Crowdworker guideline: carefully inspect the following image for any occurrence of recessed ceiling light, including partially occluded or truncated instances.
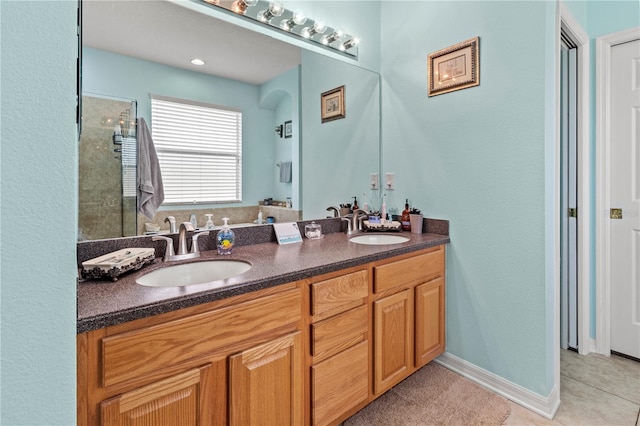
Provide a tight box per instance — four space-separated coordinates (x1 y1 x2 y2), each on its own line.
190 58 205 66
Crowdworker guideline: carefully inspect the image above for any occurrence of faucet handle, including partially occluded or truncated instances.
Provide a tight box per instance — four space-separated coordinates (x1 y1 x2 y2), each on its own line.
152 235 175 261
191 231 210 255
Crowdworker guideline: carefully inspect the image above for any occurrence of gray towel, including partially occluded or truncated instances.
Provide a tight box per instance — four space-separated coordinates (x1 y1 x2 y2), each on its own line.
279 161 292 183
137 117 164 219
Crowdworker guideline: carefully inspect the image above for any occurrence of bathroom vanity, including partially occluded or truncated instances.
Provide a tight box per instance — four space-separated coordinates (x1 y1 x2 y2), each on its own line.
76 224 448 425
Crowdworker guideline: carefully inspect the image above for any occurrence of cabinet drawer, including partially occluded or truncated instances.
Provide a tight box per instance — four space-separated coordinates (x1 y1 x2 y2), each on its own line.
374 246 444 293
101 288 301 387
311 270 368 318
312 341 369 426
311 305 368 362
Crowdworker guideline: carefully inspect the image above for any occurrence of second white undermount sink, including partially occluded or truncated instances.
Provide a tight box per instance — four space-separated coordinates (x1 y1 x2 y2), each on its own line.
349 234 410 245
136 260 252 287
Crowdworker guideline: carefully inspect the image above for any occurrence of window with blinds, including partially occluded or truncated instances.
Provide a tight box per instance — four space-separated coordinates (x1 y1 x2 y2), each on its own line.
150 95 242 204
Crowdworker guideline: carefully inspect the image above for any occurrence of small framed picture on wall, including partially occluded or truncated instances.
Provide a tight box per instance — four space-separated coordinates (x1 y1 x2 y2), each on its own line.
284 120 292 138
427 37 480 97
321 85 346 123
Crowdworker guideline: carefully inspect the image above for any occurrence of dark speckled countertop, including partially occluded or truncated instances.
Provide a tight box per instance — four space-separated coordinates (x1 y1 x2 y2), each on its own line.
77 219 449 333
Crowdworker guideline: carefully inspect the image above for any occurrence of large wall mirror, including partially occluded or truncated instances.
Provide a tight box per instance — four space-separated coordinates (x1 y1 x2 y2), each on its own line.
79 0 380 241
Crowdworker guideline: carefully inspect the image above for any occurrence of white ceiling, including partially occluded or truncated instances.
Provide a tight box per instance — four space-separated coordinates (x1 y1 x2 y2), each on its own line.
82 0 301 85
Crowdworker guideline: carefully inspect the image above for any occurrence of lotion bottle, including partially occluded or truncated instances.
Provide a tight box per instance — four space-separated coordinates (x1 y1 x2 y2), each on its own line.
216 218 235 255
204 214 214 230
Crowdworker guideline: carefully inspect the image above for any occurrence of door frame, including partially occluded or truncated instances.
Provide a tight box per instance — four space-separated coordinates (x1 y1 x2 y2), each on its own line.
595 27 640 356
559 5 591 356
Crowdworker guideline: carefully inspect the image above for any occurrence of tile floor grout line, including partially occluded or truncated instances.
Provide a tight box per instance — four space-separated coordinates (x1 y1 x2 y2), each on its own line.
560 371 640 407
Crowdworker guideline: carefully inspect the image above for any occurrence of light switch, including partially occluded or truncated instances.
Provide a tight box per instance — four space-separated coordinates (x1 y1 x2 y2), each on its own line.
370 173 379 190
385 172 395 190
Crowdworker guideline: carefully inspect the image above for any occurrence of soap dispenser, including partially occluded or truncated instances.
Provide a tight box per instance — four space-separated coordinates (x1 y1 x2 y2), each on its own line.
216 217 235 255
204 214 214 230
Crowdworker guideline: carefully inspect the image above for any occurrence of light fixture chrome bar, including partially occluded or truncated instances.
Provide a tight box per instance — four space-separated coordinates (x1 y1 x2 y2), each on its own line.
201 0 359 58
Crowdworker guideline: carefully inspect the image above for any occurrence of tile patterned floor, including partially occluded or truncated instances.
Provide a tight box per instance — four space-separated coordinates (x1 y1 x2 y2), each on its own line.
504 349 640 425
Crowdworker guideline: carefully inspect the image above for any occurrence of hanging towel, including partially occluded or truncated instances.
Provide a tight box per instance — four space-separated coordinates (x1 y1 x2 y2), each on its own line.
137 117 164 219
279 161 292 183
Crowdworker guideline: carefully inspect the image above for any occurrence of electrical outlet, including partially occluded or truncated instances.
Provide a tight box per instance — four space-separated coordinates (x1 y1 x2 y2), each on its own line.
385 172 395 190
370 173 379 190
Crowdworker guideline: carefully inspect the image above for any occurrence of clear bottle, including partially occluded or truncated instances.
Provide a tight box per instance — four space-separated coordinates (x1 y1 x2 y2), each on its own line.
216 217 235 255
381 193 387 223
190 213 198 228
204 214 214 230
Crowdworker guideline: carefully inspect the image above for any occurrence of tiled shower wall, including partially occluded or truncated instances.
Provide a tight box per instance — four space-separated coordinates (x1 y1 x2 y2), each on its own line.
78 96 136 240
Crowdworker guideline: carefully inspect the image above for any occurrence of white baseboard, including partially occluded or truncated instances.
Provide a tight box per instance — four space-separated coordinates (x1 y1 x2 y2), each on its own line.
435 352 560 420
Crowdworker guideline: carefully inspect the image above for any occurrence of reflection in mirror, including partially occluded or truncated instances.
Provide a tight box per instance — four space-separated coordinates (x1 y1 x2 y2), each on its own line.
79 96 138 240
79 0 380 241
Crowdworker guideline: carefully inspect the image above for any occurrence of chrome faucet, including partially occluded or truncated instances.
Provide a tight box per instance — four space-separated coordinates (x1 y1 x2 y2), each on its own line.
153 222 210 261
327 206 341 218
341 209 368 235
164 216 177 233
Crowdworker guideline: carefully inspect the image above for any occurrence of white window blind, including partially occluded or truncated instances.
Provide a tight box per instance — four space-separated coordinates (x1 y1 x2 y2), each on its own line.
151 95 242 204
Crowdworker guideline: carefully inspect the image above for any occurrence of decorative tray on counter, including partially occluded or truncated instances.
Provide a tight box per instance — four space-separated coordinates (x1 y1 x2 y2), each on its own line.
81 248 155 282
363 220 402 232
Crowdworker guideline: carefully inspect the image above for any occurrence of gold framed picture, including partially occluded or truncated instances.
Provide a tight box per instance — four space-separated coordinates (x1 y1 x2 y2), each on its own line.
428 37 479 97
321 85 345 123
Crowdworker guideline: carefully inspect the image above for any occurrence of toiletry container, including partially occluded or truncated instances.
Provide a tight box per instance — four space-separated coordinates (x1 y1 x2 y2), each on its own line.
190 213 198 228
401 199 411 231
304 221 323 239
216 218 235 255
205 214 214 230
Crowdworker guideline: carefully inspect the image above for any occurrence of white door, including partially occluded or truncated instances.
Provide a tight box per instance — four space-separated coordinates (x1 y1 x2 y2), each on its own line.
610 38 640 359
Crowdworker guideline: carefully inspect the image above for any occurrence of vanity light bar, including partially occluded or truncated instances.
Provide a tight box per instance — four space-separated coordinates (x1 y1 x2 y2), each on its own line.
202 0 359 58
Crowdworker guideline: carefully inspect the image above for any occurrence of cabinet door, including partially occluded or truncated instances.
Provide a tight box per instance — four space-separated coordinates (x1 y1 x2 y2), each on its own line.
312 340 369 426
415 277 445 368
100 365 212 426
373 289 412 395
229 332 303 426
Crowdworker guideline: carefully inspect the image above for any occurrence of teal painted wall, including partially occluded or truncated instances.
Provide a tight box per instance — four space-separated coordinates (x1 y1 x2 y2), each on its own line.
0 1 78 424
380 1 555 395
83 47 296 210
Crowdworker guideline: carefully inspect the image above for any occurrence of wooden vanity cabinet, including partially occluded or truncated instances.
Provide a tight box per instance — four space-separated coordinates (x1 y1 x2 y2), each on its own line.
78 245 446 426
372 245 446 396
77 284 303 426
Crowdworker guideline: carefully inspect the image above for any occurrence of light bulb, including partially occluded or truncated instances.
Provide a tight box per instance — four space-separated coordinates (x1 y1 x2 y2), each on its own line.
280 10 307 31
232 0 257 14
340 38 360 51
302 20 326 38
258 1 284 22
322 30 343 45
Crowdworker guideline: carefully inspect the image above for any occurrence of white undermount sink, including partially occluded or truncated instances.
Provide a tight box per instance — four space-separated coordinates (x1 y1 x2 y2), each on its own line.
136 260 252 287
349 234 410 245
